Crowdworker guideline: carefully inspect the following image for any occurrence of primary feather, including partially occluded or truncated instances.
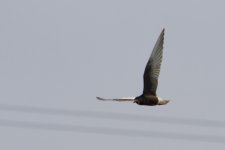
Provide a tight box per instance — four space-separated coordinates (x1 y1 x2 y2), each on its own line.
96 97 135 102
143 29 164 96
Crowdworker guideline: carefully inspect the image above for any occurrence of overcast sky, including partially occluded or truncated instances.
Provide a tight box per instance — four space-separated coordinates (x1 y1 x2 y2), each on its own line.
0 0 225 149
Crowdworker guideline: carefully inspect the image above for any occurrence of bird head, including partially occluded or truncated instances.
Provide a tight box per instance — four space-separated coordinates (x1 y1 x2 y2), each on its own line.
134 97 143 105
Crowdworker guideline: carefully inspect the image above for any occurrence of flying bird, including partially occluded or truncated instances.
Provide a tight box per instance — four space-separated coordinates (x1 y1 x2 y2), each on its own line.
97 29 169 106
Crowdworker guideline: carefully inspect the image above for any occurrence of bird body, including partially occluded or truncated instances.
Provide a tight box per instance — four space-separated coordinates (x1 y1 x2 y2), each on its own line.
97 29 170 106
134 95 169 106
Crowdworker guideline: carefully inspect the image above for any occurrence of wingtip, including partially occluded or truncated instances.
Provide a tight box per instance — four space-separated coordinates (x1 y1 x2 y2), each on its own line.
96 97 102 100
161 28 165 35
96 97 106 101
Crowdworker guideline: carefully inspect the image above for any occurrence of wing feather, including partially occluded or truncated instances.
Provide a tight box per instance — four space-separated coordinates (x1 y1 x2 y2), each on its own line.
143 29 165 96
96 97 135 102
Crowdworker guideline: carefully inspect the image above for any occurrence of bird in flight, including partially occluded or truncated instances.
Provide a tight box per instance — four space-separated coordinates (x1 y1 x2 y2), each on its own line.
97 29 169 106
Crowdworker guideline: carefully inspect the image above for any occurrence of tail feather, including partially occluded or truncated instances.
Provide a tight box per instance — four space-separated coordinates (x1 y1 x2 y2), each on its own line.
158 99 170 105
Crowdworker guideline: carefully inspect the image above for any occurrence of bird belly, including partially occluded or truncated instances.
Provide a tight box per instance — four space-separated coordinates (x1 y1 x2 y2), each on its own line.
140 95 159 106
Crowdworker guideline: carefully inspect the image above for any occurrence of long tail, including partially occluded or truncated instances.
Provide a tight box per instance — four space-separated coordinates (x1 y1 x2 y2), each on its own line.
96 97 135 102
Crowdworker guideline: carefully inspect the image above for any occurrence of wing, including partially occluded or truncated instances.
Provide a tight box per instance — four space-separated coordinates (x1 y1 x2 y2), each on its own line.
143 29 165 96
96 97 135 102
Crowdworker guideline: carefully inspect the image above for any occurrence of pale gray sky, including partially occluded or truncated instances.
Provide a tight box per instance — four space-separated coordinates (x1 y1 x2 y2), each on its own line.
0 0 225 149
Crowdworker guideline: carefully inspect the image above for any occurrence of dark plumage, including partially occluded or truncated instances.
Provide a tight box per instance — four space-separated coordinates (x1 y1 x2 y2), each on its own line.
97 29 169 106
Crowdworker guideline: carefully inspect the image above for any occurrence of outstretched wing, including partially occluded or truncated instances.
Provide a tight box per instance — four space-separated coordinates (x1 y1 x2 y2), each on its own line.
143 29 165 96
96 97 135 102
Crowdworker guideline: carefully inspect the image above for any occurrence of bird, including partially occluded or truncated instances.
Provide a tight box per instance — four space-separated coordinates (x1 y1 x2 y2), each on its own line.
97 29 169 106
